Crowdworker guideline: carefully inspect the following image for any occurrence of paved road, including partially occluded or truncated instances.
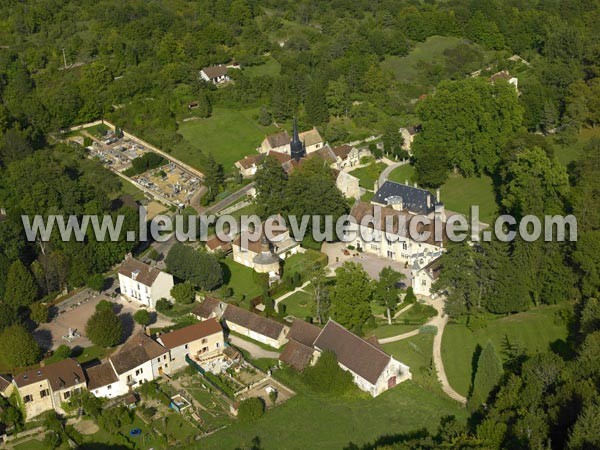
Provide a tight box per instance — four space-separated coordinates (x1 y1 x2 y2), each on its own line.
203 182 255 215
228 335 280 359
378 160 408 187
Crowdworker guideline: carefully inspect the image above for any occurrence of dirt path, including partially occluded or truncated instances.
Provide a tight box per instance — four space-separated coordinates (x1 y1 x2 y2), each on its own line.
228 335 280 359
377 297 467 405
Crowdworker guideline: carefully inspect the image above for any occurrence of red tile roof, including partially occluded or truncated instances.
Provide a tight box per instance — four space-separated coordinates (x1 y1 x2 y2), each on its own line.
158 318 222 349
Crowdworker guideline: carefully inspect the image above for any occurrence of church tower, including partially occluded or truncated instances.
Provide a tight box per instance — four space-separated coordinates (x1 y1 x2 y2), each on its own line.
290 117 305 161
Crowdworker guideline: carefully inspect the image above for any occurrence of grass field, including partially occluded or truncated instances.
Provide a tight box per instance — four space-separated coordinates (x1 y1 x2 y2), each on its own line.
174 108 279 172
554 127 600 166
350 162 387 189
382 36 475 82
218 258 264 302
279 290 312 318
243 57 281 77
370 323 420 339
387 164 497 223
198 375 466 450
441 306 570 397
382 333 435 383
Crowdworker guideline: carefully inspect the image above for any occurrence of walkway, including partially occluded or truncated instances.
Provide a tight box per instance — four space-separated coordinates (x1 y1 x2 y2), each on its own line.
228 335 280 359
376 297 467 405
203 182 255 215
378 159 408 187
274 281 310 311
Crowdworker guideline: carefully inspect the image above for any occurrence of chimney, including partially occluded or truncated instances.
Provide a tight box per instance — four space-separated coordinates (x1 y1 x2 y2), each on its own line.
405 179 408 186
413 182 418 188
436 189 440 202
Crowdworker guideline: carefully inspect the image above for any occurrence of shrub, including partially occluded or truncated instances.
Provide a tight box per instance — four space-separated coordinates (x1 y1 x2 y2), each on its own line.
171 282 195 304
85 309 123 347
54 344 72 360
268 390 278 403
134 309 151 326
29 302 49 324
237 397 266 421
95 299 115 313
467 314 487 332
87 274 106 292
303 350 354 395
404 287 417 304
155 298 172 313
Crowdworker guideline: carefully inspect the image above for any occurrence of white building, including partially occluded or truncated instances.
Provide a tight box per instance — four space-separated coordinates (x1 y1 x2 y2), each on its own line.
118 256 174 310
86 362 127 399
199 65 230 84
108 333 170 392
157 319 225 373
258 128 324 155
221 304 289 349
411 256 442 297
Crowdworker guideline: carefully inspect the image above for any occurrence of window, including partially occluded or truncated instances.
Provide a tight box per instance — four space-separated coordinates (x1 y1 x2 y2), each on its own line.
402 242 408 250
107 385 112 390
135 368 143 376
23 395 33 403
216 342 221 348
63 390 71 400
201 338 208 344
184 344 188 349
40 389 50 398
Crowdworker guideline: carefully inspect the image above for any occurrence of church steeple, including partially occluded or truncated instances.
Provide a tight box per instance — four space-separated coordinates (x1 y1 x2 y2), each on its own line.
290 117 305 161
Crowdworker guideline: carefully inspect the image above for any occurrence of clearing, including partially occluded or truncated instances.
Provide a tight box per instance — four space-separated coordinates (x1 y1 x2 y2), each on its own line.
441 305 570 397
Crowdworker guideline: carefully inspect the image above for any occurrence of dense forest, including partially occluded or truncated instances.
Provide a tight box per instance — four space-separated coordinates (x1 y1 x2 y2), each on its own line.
0 0 599 448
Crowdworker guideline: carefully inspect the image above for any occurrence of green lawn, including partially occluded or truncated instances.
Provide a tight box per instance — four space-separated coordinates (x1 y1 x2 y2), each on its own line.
243 57 281 77
279 290 312 319
441 306 570 397
383 333 435 383
382 36 475 82
198 376 466 450
218 258 263 302
350 162 387 189
13 438 48 450
387 164 497 224
174 107 279 172
283 249 328 275
553 127 600 166
370 323 420 339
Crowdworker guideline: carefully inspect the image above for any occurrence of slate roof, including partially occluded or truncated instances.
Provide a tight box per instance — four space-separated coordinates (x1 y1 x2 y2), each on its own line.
158 318 222 349
118 257 162 287
192 296 225 319
201 65 228 79
279 339 314 370
266 131 291 149
14 358 85 390
110 333 168 375
418 256 443 280
86 362 118 390
222 304 286 340
371 180 441 215
313 320 392 385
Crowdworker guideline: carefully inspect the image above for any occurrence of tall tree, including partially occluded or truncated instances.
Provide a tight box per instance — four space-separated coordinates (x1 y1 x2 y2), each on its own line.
331 262 373 334
204 153 224 200
254 155 288 219
85 309 123 348
165 243 223 290
4 260 37 309
309 263 330 324
374 267 404 324
1 324 41 368
469 341 503 410
304 81 329 125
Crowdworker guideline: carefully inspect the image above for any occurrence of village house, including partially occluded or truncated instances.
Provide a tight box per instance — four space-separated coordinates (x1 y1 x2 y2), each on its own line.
157 319 225 373
399 125 422 152
490 70 518 91
411 256 442 297
335 170 361 199
199 65 230 84
191 296 227 321
118 255 174 310
235 151 291 178
279 319 322 370
259 130 291 154
221 304 289 348
86 362 123 399
204 234 233 255
13 359 86 419
331 144 360 168
313 320 411 397
108 333 170 392
258 126 324 156
280 319 411 397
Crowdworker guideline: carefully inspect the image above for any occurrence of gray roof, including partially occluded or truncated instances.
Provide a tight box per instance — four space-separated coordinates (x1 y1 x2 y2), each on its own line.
372 181 441 215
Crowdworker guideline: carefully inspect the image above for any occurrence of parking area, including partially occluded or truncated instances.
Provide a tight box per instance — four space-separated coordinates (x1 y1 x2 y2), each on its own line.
324 242 411 281
33 292 170 352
